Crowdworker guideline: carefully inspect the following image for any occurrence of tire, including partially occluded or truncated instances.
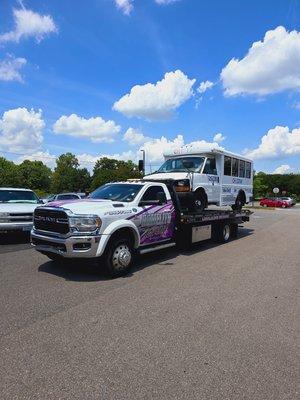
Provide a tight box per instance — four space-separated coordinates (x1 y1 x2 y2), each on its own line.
212 223 231 243
232 192 245 211
102 236 134 278
194 190 207 213
230 223 238 239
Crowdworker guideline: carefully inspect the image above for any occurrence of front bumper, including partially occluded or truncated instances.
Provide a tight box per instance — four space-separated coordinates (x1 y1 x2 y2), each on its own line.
0 222 33 232
31 231 106 258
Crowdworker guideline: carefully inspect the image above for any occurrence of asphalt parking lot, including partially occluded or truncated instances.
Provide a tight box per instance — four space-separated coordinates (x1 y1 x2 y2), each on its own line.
0 207 299 400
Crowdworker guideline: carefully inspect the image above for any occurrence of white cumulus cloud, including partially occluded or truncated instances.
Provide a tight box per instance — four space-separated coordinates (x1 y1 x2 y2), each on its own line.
273 164 291 174
0 108 45 153
113 70 196 120
0 7 57 43
245 126 300 159
53 114 121 143
114 0 134 15
0 54 27 82
213 133 226 143
221 26 300 96
123 127 148 145
197 80 214 93
17 150 56 169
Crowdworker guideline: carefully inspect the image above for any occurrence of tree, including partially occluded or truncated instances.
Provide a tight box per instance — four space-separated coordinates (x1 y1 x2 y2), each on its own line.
0 157 21 187
17 160 52 193
51 153 91 193
91 157 141 191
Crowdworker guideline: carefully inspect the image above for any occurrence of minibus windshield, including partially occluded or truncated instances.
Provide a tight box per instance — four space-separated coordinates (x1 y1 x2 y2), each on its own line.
158 157 205 173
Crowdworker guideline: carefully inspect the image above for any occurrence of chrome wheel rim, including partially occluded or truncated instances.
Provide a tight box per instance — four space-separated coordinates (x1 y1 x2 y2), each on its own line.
223 225 230 241
112 244 131 271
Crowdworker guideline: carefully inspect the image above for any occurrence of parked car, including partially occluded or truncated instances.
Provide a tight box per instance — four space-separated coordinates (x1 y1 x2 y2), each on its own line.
45 193 82 203
0 187 43 232
279 197 296 206
260 197 291 208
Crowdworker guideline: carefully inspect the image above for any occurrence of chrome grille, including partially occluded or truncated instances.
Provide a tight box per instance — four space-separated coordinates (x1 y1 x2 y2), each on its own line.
8 213 33 222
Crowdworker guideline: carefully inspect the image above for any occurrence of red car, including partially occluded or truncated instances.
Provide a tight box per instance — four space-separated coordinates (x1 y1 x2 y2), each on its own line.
260 197 291 208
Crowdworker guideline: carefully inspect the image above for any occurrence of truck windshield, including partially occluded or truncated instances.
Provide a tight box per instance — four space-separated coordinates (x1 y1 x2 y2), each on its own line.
0 190 39 203
157 157 205 173
90 184 143 202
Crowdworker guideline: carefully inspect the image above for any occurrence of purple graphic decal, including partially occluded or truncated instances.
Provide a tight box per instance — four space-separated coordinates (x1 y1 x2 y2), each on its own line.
129 200 176 245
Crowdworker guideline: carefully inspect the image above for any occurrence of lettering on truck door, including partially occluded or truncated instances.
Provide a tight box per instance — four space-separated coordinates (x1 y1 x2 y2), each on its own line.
129 186 176 245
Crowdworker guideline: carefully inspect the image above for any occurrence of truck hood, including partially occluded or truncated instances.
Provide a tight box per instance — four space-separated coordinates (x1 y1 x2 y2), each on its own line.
0 203 39 213
144 172 189 180
42 199 126 215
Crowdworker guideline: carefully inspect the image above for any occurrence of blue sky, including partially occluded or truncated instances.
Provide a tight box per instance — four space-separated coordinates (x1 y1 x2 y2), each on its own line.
0 0 300 174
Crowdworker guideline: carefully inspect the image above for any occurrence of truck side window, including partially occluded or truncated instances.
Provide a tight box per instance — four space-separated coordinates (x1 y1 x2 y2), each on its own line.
224 156 232 176
245 162 251 178
232 158 238 177
141 186 167 203
203 157 217 175
239 160 245 178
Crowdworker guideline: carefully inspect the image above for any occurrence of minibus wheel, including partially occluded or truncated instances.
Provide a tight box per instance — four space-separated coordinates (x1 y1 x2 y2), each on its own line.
232 191 245 211
194 189 207 212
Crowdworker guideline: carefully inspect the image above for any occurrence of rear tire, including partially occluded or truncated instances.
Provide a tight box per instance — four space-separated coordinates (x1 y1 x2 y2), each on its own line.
102 236 134 278
212 223 231 243
232 191 245 211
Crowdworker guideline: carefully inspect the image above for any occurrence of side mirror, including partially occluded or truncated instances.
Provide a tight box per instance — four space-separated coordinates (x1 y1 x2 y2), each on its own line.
38 199 44 204
138 159 144 174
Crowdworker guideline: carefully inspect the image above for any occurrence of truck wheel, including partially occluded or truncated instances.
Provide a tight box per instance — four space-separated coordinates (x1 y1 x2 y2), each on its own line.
103 236 133 278
212 223 231 243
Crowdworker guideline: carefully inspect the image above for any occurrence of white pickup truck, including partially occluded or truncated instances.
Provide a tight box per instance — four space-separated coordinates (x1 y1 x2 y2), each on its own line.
31 180 251 278
0 187 43 233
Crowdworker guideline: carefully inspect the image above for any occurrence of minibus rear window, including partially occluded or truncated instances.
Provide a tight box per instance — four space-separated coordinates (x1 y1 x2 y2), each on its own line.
245 162 251 178
239 160 245 178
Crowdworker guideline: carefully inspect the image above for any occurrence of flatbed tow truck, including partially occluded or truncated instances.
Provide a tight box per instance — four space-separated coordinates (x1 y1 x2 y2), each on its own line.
31 179 251 278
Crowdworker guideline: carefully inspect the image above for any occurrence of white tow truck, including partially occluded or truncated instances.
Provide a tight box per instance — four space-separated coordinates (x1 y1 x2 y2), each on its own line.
31 179 251 278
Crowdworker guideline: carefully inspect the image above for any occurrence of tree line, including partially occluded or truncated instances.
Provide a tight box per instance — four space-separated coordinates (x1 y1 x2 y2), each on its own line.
0 153 141 197
1 153 299 200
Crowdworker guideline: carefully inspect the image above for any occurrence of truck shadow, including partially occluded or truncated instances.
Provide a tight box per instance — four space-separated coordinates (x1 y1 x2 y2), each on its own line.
0 232 31 245
38 227 254 282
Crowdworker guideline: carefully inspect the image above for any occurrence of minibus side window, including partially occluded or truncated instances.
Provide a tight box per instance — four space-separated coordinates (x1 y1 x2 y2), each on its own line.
224 156 232 176
203 157 217 175
232 158 238 177
245 162 251 178
239 160 245 178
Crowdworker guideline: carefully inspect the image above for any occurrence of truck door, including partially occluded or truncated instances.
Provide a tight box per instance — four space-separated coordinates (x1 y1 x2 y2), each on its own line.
137 185 176 246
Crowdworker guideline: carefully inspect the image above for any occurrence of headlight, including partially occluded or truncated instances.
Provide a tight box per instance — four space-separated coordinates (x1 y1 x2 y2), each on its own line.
68 215 102 233
175 179 190 192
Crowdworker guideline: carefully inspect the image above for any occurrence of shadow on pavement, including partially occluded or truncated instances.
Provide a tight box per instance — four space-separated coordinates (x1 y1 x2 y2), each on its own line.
0 232 31 245
38 227 254 282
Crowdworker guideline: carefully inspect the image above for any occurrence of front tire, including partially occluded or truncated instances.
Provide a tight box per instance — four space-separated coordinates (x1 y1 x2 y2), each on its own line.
102 236 134 278
194 190 207 212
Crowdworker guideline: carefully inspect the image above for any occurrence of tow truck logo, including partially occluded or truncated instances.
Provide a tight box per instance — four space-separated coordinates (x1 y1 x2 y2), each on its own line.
141 212 172 227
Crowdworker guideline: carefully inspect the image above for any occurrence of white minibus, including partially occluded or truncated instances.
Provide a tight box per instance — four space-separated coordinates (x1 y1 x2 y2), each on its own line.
145 148 253 211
